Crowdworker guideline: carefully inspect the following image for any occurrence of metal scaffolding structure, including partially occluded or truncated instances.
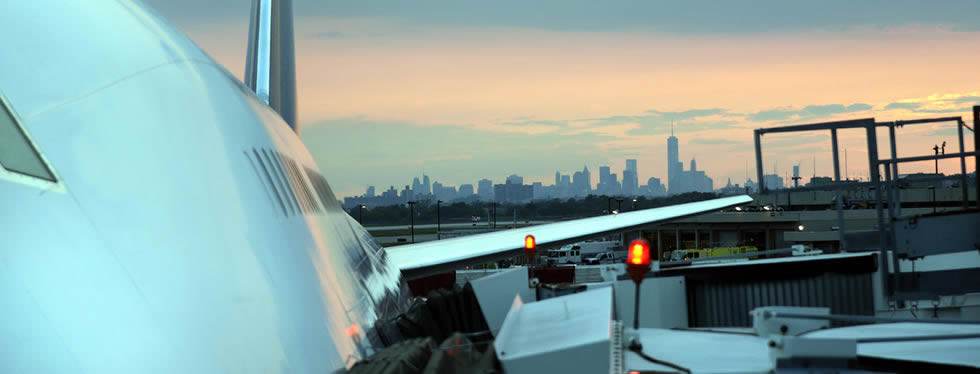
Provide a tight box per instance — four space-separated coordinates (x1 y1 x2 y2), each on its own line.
753 106 980 302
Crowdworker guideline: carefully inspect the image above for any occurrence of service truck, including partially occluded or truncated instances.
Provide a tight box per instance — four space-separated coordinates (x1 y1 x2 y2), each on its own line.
546 240 621 264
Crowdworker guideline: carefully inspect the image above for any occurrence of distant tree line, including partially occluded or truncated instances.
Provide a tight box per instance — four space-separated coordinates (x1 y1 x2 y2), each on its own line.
346 192 721 226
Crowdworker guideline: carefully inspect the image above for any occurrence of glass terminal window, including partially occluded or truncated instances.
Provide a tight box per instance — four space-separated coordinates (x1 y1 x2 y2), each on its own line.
0 97 55 181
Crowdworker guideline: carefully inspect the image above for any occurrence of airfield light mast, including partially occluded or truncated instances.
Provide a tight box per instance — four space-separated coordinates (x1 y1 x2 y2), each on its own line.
407 201 417 243
436 200 443 240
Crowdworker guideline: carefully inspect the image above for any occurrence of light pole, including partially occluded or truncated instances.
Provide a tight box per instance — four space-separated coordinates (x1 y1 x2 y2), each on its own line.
407 201 417 243
358 204 365 224
933 143 946 175
491 202 497 229
436 200 443 240
607 196 613 215
616 197 624 213
632 198 638 210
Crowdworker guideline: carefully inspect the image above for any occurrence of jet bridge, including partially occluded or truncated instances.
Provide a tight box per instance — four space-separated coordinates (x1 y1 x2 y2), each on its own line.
753 106 980 303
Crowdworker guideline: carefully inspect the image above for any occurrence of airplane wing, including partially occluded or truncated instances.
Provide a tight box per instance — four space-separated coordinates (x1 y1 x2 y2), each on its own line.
387 195 752 279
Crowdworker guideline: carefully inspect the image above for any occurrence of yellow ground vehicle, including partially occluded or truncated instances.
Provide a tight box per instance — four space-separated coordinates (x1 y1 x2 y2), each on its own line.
668 246 758 261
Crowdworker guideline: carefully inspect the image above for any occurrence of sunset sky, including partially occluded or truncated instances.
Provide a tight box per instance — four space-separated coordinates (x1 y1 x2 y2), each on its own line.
148 0 979 197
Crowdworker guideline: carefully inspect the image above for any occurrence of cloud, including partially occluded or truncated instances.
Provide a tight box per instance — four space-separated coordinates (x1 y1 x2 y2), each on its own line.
689 138 741 145
929 128 960 136
954 96 980 105
500 119 568 127
882 92 980 115
885 102 921 110
491 124 562 135
747 107 796 122
563 122 639 137
746 103 872 122
914 107 977 114
802 104 848 116
627 120 740 136
646 108 730 121
576 108 737 136
846 103 873 111
760 133 830 148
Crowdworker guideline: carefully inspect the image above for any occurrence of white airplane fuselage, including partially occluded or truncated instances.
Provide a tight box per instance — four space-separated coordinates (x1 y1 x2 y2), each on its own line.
1 1 407 372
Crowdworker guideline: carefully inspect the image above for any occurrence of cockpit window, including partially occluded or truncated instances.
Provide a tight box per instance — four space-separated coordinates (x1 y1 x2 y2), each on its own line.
0 97 55 181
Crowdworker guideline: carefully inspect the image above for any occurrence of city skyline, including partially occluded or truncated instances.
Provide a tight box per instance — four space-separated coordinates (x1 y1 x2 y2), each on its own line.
341 129 862 201
147 1 979 197
341 156 671 210
342 133 725 208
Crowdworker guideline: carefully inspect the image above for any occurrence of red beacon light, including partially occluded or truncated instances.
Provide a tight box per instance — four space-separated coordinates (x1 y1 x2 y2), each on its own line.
625 238 653 333
524 235 537 259
525 235 538 281
628 240 651 266
626 238 651 283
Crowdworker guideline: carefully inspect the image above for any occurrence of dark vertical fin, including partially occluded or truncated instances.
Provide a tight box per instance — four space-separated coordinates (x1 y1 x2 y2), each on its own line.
245 0 298 133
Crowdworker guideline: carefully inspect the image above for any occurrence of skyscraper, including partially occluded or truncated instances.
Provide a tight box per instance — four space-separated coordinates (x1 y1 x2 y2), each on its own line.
458 184 474 197
582 165 591 192
763 174 784 191
431 181 442 196
506 174 523 185
597 166 613 195
646 177 666 197
477 179 493 200
572 165 591 196
599 166 611 184
667 131 680 193
411 177 423 194
573 170 584 192
622 170 636 195
667 130 713 194
432 183 457 201
401 185 413 200
623 159 638 196
555 171 560 186
422 175 431 195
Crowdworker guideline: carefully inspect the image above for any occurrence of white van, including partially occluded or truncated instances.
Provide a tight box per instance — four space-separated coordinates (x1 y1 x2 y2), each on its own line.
546 247 581 264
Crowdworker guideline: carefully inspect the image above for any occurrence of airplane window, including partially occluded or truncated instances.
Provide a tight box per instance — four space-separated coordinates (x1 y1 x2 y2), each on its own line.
0 98 55 181
263 149 300 215
248 148 288 216
305 167 333 211
287 157 320 213
276 152 310 214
